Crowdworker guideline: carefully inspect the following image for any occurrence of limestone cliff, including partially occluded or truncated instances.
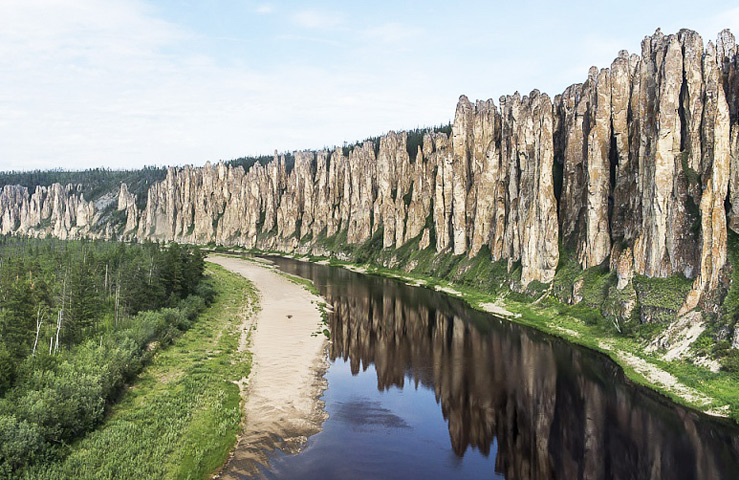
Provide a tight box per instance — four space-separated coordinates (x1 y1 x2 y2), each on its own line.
2 28 739 313
0 183 115 240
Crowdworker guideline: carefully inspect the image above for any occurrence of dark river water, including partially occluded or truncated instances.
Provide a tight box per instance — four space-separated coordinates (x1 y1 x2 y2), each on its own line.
255 257 739 480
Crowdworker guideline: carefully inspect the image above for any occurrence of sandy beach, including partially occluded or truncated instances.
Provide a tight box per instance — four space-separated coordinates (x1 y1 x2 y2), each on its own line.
208 255 329 478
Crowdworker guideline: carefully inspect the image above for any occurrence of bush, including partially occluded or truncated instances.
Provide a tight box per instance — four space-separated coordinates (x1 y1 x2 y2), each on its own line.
12 365 105 443
195 281 216 305
159 325 182 347
180 295 207 321
160 308 188 331
0 238 210 475
0 415 44 478
570 305 605 326
721 350 739 373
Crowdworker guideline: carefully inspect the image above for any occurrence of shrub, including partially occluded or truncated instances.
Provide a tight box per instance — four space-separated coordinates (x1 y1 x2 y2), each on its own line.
721 350 739 373
0 415 44 478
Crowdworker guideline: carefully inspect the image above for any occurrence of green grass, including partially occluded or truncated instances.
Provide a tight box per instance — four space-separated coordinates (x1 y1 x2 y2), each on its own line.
633 274 693 310
27 265 256 480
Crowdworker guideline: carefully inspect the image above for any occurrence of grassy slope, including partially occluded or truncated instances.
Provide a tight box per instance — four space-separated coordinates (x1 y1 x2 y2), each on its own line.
28 264 256 480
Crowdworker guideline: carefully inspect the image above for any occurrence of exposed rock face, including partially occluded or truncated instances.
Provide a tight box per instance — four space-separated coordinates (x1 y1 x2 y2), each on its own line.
613 246 635 290
632 32 690 280
683 39 732 313
117 183 138 236
1 28 738 309
0 183 107 239
499 91 559 285
609 51 641 248
405 136 436 243
556 67 611 269
449 92 559 285
373 132 411 248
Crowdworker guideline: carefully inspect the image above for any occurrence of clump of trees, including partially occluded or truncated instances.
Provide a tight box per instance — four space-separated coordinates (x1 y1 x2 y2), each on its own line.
0 236 208 476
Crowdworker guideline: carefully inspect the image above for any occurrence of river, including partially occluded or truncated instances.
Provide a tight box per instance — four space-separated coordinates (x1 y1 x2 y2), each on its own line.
248 256 739 480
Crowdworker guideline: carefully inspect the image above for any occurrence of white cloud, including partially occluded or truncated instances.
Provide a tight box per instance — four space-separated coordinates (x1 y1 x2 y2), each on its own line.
0 1 454 171
16 2 735 172
292 10 343 30
362 22 423 44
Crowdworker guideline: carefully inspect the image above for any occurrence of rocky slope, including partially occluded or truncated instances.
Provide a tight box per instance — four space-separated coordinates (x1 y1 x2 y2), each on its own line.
2 28 739 326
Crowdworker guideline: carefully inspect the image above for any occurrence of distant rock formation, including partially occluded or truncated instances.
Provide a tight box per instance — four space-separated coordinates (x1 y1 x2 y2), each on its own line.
0 183 115 240
2 28 739 310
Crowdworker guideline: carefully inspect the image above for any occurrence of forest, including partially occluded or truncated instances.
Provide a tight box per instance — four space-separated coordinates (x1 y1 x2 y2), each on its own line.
0 236 208 477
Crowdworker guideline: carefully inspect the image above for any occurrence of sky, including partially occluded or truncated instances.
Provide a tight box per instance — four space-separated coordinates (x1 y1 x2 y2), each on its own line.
1 1 738 171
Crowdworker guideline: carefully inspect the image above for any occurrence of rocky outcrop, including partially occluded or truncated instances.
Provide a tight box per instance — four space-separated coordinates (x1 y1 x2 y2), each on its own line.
2 28 739 310
117 183 138 236
448 92 559 285
499 91 559 285
556 67 611 269
0 183 108 239
683 39 732 313
373 132 411 248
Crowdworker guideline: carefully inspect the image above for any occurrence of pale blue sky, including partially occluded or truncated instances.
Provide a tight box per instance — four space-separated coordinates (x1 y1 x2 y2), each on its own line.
1 0 738 170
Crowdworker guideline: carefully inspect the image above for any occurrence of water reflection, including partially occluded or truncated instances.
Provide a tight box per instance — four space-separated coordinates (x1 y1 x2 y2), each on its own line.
269 257 739 480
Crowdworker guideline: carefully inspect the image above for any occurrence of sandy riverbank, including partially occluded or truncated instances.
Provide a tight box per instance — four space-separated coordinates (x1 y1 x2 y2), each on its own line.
208 255 329 478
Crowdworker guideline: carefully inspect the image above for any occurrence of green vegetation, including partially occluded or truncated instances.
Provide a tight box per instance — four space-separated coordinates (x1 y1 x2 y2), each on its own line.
27 265 255 479
0 167 166 208
405 124 452 160
696 229 739 371
226 155 275 172
0 237 207 477
633 274 692 311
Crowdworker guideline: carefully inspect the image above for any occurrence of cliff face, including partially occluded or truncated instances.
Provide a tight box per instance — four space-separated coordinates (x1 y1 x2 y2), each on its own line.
2 28 739 307
0 183 116 240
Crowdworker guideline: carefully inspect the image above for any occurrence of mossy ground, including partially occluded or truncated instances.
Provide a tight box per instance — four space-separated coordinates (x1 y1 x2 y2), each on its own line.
29 265 257 479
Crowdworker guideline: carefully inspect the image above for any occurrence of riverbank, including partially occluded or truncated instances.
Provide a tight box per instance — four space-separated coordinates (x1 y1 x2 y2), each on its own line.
28 264 257 479
212 248 739 424
208 255 329 478
338 258 739 420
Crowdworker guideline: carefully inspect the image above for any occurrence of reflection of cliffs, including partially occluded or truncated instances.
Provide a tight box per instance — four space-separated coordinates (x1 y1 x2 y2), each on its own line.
2 29 739 304
276 259 739 480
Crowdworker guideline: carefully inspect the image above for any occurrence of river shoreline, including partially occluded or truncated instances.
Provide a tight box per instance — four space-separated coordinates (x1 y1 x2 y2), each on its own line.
207 248 738 424
207 255 330 478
